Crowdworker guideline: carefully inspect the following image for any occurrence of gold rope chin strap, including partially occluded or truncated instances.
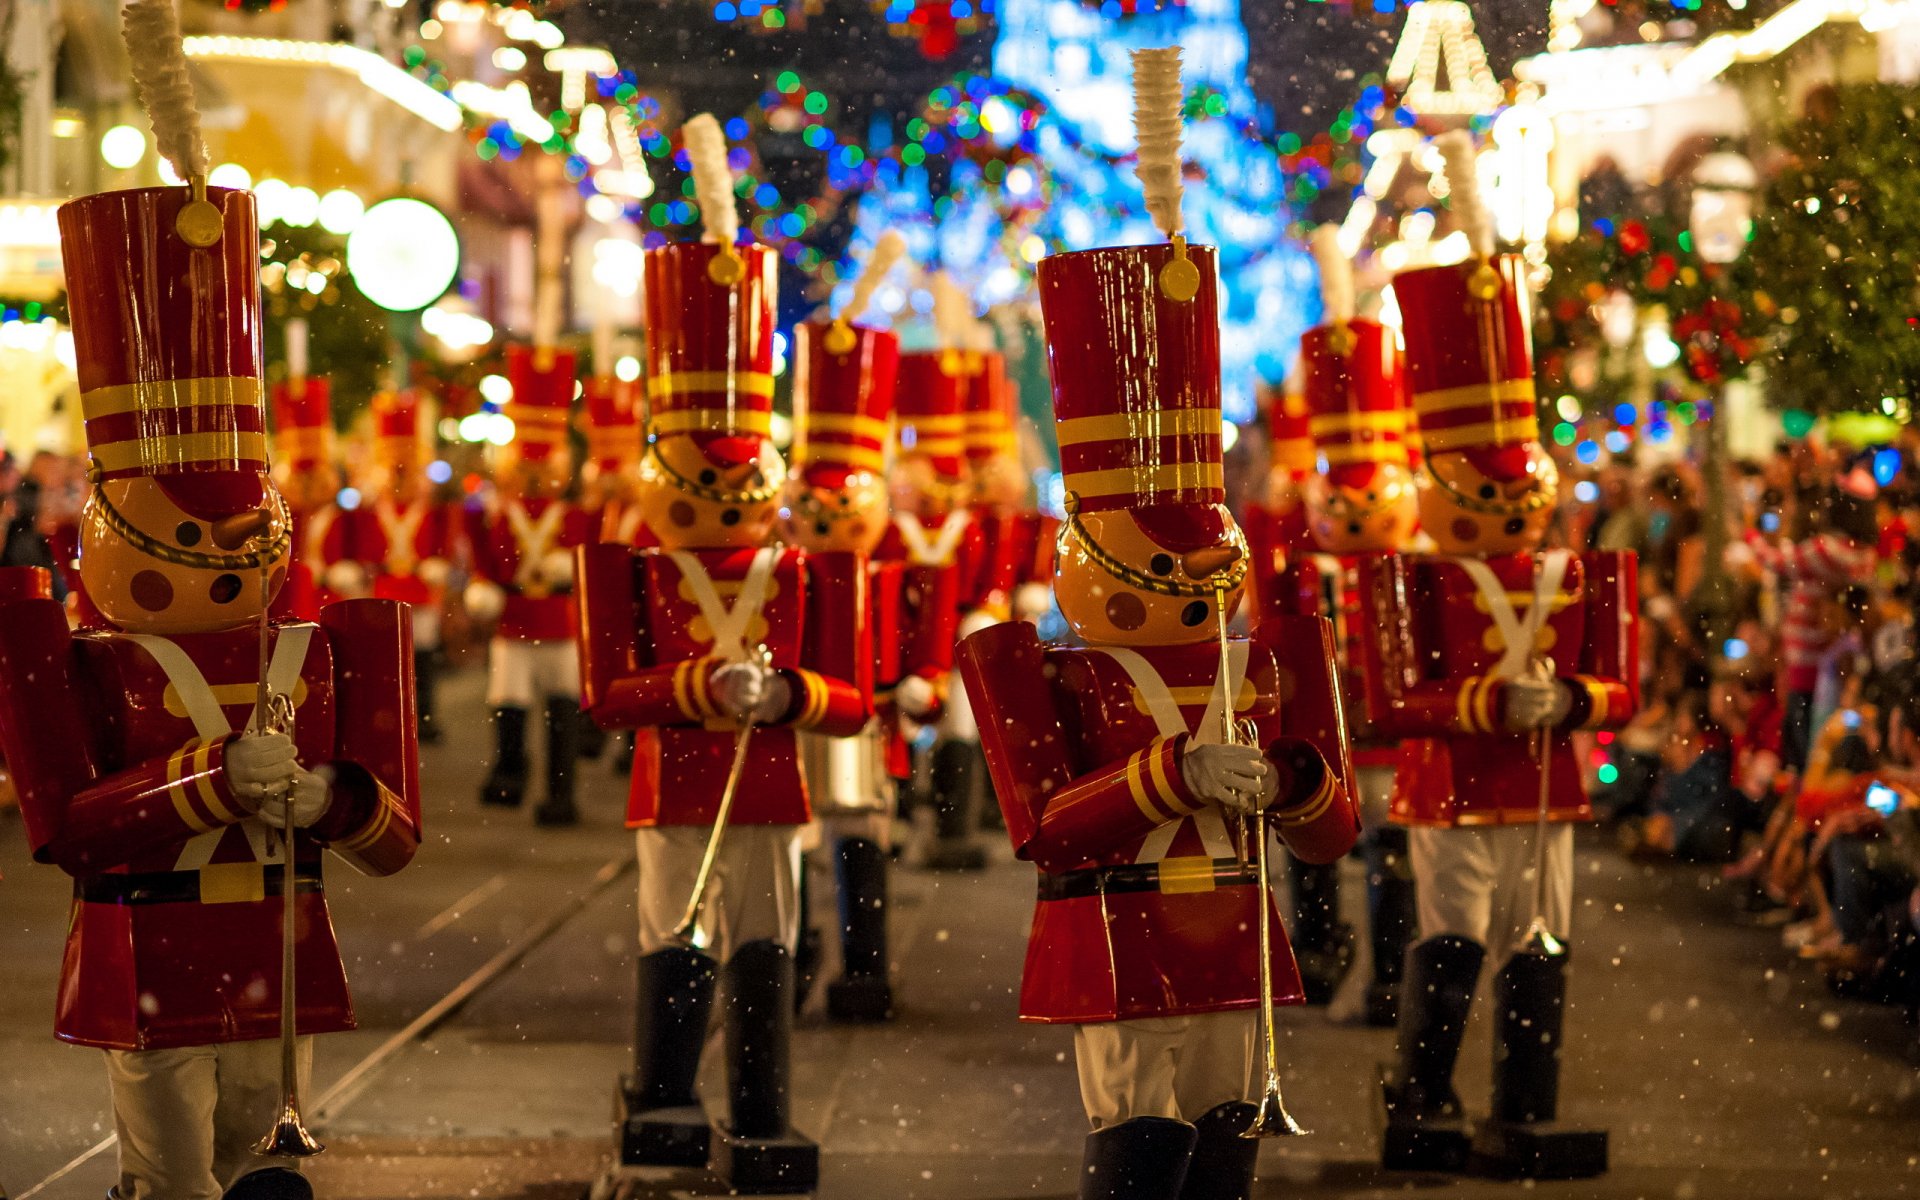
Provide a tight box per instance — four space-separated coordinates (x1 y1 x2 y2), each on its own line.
89 470 292 571
1424 454 1559 518
646 442 781 506
1059 504 1249 599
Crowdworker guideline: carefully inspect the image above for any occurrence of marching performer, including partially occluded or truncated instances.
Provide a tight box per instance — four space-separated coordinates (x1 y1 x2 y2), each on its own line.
359 390 457 743
465 344 593 826
1357 133 1638 1178
0 13 421 1196
575 114 870 1193
1243 383 1315 622
878 280 987 870
958 50 1359 1200
270 344 353 621
782 232 908 1023
583 369 652 547
1276 227 1422 1021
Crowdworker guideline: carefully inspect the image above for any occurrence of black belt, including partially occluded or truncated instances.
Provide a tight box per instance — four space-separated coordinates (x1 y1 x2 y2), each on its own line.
79 866 323 906
1038 857 1257 901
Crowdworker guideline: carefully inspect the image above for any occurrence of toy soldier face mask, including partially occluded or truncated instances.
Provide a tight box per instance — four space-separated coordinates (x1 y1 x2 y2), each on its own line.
1055 504 1249 647
82 474 292 634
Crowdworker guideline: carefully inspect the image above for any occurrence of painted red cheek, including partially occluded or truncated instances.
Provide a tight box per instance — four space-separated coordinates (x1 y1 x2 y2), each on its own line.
1105 592 1147 630
130 570 174 612
1451 517 1480 544
667 500 697 528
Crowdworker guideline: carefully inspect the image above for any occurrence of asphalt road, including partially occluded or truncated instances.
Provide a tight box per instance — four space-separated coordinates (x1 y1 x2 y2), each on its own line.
4 668 1918 1199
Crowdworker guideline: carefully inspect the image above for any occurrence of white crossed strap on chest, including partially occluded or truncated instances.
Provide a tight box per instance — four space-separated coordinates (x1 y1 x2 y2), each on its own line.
124 626 316 870
303 506 336 571
376 498 428 575
893 510 972 567
1449 549 1572 680
667 546 780 665
505 499 566 591
613 503 648 546
1097 643 1248 863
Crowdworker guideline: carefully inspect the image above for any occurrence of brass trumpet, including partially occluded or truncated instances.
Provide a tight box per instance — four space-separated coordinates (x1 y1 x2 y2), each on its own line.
1212 583 1307 1139
672 645 774 944
251 551 323 1160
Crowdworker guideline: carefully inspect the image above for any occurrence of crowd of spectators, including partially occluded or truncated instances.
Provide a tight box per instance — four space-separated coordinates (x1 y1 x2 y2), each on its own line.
1567 434 1920 1025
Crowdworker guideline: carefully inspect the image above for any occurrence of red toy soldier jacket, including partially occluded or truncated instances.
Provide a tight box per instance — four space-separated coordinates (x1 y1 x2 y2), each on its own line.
958 616 1359 1023
0 598 421 1050
1352 549 1640 826
466 495 594 641
576 544 872 827
362 496 457 608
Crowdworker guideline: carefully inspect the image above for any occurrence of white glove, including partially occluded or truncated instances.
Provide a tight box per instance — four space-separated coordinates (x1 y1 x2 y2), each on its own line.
464 578 506 622
258 767 331 829
1180 743 1272 816
539 549 575 591
896 674 938 718
418 557 451 589
1504 677 1571 732
323 560 370 599
223 732 299 812
711 661 792 724
1012 582 1053 624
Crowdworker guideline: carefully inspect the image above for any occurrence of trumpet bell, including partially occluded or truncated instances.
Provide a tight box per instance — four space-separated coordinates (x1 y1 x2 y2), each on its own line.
253 1105 325 1158
1241 1085 1309 1139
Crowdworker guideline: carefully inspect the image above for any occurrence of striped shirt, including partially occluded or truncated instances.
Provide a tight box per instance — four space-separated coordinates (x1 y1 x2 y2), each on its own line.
1747 531 1874 692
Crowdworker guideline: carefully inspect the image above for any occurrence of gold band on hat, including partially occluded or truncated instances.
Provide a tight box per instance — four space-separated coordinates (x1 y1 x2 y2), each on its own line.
799 443 887 472
91 431 270 476
647 371 776 402
1413 378 1536 413
650 408 775 437
1062 461 1224 502
83 376 264 421
1055 407 1220 448
1421 418 1540 453
1308 412 1405 436
803 413 891 440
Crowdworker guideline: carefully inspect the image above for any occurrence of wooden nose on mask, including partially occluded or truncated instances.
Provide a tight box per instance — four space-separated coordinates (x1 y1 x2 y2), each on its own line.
1181 545 1242 580
211 508 272 550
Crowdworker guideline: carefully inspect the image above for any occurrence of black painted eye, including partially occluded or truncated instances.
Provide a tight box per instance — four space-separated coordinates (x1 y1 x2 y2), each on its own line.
699 469 718 486
1478 484 1497 500
175 522 202 546
1149 553 1175 576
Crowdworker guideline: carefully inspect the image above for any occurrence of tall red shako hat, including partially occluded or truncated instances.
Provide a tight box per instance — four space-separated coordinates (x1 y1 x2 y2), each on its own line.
1266 382 1316 481
272 376 333 475
1394 133 1538 481
642 114 777 470
372 389 425 472
583 375 643 476
504 344 577 463
792 321 898 489
963 350 1017 467
61 183 269 518
1301 321 1408 487
893 350 967 480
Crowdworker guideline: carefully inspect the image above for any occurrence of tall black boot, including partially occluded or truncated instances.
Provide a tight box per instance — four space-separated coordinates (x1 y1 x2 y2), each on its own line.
414 647 442 744
1288 857 1353 1005
1471 948 1607 1180
1177 1102 1258 1200
479 706 528 808
1380 934 1485 1172
534 698 580 826
827 836 894 1022
613 729 635 776
1081 1116 1198 1200
221 1168 312 1200
922 738 986 870
1364 826 1417 1027
793 854 821 1015
619 947 717 1166
713 940 818 1193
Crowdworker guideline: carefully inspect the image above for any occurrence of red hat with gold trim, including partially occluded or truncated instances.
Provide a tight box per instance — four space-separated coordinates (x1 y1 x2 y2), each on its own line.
894 350 968 481
272 376 333 474
1302 319 1408 487
505 344 577 462
1037 241 1227 552
642 241 777 468
963 351 1017 466
1266 381 1315 480
584 375 642 474
792 320 898 490
372 389 425 471
60 185 269 516
1395 253 1538 482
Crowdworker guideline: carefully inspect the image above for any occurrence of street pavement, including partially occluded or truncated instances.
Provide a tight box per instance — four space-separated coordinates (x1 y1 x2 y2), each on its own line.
4 668 1920 1198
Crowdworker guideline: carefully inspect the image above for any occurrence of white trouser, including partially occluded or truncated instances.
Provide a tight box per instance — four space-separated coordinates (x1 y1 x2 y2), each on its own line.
1355 764 1396 831
1410 823 1573 967
1073 1009 1257 1129
105 1037 313 1200
635 825 801 960
485 636 580 708
411 605 443 653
